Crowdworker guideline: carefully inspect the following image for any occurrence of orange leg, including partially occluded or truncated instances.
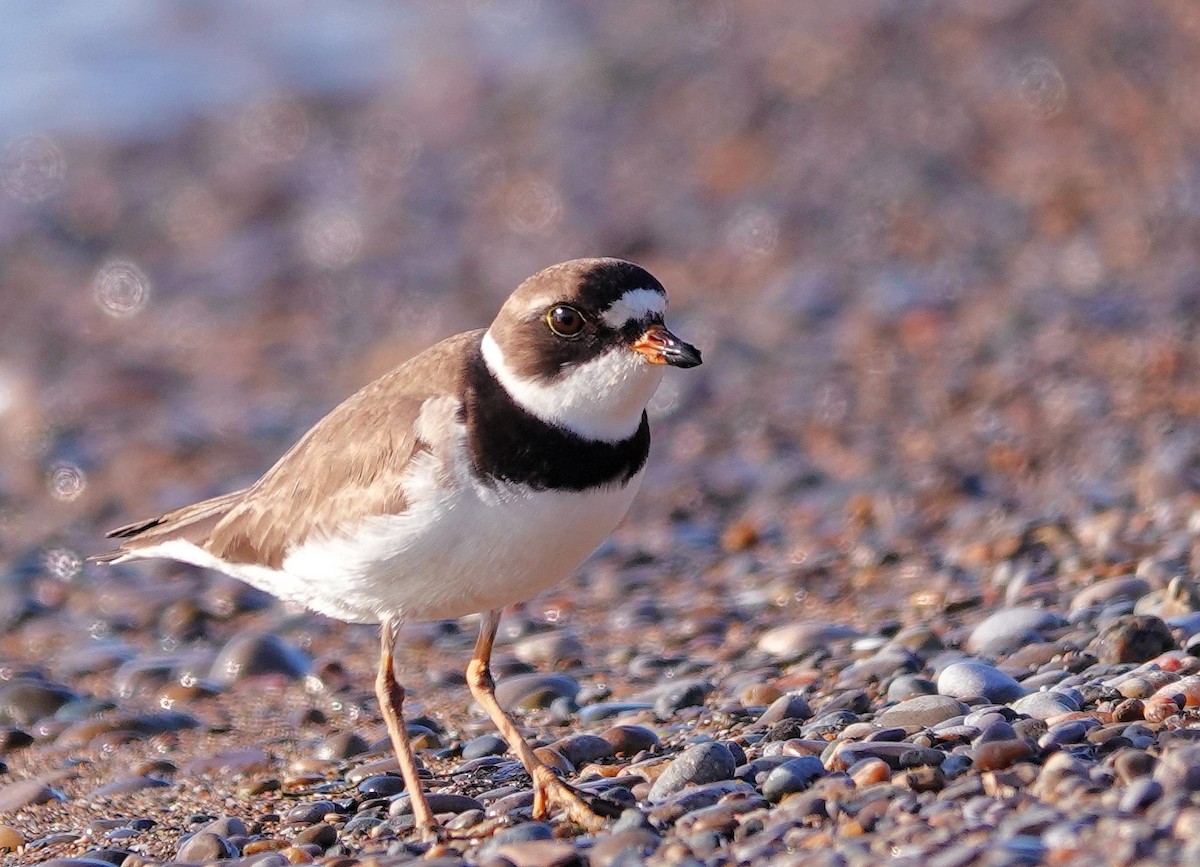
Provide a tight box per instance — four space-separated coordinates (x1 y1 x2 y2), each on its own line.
375 616 438 840
465 609 618 831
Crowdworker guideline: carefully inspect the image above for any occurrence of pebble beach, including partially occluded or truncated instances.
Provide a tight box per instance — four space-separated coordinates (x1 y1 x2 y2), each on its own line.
5 3 1200 865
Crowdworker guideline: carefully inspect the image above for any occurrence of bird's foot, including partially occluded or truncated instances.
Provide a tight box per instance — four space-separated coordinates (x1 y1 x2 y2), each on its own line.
531 768 623 832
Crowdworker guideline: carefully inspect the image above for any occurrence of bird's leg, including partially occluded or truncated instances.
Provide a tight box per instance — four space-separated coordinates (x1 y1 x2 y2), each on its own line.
465 609 618 832
375 616 439 841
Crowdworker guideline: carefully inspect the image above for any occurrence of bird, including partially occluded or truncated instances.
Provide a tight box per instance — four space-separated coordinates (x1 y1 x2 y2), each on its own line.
93 258 701 838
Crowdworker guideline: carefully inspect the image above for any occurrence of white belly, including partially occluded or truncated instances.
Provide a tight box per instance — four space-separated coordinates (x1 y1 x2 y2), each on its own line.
141 462 643 623
271 467 644 623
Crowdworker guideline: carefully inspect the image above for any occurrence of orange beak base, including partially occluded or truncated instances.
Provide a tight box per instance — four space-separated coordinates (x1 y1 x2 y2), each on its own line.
631 324 702 368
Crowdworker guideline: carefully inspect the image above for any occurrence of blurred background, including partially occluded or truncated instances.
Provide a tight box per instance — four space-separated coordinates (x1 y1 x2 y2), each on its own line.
4 0 1200 622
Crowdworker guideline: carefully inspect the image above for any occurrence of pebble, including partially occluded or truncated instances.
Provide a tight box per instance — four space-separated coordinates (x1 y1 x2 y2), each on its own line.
1069 576 1151 612
876 695 968 728
0 825 24 851
462 733 509 759
549 732 614 766
937 661 1026 703
756 622 861 657
0 678 78 727
648 742 737 801
966 608 1067 653
1011 691 1080 720
494 674 580 711
600 724 659 757
1154 745 1200 793
0 779 64 811
208 631 311 685
177 831 238 861
761 756 825 802
753 693 813 727
1092 615 1177 664
315 731 370 760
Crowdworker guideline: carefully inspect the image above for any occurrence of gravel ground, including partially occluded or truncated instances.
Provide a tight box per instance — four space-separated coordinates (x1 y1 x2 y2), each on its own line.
6 2 1200 865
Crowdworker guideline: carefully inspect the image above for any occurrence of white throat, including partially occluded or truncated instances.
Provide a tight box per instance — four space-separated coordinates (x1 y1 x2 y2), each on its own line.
482 330 664 442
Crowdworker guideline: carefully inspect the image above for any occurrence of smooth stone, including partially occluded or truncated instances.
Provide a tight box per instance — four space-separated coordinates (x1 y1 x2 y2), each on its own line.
283 800 339 825
176 831 237 861
1114 749 1156 783
966 608 1066 653
761 756 826 802
1011 691 1080 720
1154 745 1200 793
937 661 1026 703
389 793 483 817
208 632 311 685
197 816 248 838
357 774 406 797
1070 577 1151 613
887 675 938 703
293 822 337 849
577 702 654 723
876 695 968 728
588 827 661 867
493 838 579 867
513 632 586 668
1091 615 1176 664
652 679 714 716
0 824 24 851
0 678 78 727
973 739 1035 770
648 742 737 802
753 693 813 728
494 674 579 711
487 821 554 847
1120 778 1163 811
600 724 659 757
316 731 370 761
647 781 754 823
756 622 862 657
0 779 64 811
86 776 170 798
462 734 509 760
550 733 614 767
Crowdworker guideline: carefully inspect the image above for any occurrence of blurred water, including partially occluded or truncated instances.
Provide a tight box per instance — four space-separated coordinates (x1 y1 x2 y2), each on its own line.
0 1 567 140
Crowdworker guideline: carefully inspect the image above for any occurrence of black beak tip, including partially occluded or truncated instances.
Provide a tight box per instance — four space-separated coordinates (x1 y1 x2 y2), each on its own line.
669 341 703 368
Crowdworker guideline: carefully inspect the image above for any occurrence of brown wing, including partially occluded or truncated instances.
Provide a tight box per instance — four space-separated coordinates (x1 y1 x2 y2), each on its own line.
95 329 482 568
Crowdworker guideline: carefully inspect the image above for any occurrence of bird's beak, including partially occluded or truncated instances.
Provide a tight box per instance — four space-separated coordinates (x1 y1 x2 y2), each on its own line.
631 323 702 368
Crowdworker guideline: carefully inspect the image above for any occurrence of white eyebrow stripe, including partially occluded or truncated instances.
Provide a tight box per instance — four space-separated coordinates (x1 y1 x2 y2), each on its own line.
600 288 667 328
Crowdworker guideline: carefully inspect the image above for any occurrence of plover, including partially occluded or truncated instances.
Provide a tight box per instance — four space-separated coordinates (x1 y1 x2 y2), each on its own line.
94 258 701 836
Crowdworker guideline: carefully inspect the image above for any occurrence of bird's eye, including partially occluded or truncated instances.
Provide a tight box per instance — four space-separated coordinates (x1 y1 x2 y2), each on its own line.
546 305 585 337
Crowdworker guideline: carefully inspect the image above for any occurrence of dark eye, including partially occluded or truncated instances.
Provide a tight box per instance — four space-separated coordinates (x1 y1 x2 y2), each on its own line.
546 305 585 337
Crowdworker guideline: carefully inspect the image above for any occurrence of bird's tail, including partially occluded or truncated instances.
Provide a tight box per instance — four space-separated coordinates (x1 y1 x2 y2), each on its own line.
90 489 246 563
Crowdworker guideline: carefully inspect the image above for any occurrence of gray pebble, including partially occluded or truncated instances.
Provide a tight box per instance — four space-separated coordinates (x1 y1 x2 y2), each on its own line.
0 677 78 727
316 731 370 761
761 756 825 802
757 622 862 657
550 732 613 766
176 831 237 861
493 673 579 711
966 607 1066 653
0 779 64 811
1120 778 1163 812
1011 691 1079 720
1153 745 1200 793
648 742 737 801
877 695 968 728
208 631 311 685
937 661 1026 703
389 792 483 817
886 675 937 703
753 693 812 727
461 733 509 760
